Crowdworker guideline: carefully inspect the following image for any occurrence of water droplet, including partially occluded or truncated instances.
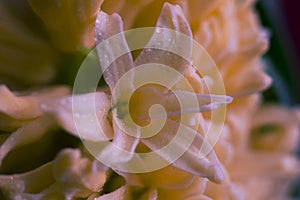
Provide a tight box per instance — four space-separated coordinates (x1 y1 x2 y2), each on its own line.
74 113 81 118
40 103 49 111
61 98 71 105
14 181 25 191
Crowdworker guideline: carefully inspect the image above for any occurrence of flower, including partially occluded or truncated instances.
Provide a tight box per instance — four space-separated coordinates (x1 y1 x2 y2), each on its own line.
42 3 232 196
99 0 299 199
0 0 299 199
101 0 274 165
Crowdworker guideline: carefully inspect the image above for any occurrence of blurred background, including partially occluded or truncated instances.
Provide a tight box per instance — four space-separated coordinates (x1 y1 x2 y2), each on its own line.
256 0 300 198
257 0 300 105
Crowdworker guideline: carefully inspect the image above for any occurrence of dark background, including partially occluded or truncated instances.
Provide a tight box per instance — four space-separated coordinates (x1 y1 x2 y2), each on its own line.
257 0 300 105
256 0 300 198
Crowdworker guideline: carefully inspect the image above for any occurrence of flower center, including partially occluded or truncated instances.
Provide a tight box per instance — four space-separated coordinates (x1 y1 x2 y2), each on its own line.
129 84 180 126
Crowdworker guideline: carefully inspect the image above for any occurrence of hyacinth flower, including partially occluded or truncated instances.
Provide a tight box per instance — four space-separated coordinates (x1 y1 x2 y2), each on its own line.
101 0 272 97
42 2 233 198
101 0 273 164
99 1 299 199
0 0 299 200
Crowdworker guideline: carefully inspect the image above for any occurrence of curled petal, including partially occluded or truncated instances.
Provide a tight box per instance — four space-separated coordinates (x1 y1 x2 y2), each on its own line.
53 149 106 192
97 119 139 165
0 86 70 166
204 165 245 200
0 116 54 166
226 67 272 97
141 119 224 183
0 85 69 121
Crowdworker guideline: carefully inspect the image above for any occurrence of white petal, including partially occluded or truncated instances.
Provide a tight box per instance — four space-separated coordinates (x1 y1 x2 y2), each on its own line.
134 3 193 89
42 92 113 141
94 11 135 95
141 119 224 183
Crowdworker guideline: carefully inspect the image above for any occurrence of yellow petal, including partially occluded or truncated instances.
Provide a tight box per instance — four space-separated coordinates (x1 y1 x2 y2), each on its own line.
28 0 103 52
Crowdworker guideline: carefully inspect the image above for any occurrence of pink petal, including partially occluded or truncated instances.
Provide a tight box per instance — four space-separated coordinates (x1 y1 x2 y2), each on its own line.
94 11 135 94
0 116 54 166
0 85 69 120
134 3 193 89
226 67 272 97
97 119 139 164
141 119 224 183
41 92 113 141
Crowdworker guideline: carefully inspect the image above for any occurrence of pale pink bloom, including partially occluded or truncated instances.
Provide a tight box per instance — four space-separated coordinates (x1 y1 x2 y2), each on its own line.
0 0 298 199
42 3 232 196
101 0 273 168
101 0 272 97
